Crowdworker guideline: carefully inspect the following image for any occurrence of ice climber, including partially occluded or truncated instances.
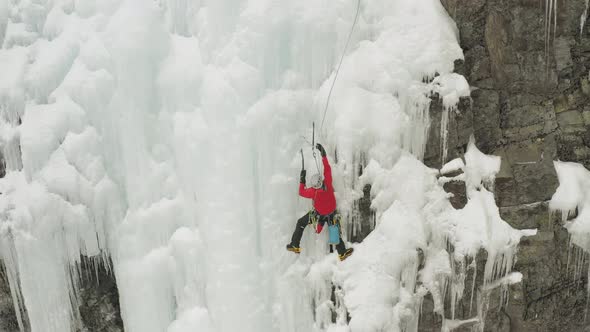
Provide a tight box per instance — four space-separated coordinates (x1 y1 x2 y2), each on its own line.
286 143 354 261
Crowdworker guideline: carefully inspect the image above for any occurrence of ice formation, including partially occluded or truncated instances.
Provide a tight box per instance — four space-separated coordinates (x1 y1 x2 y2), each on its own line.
544 0 559 73
582 0 589 37
550 161 590 293
0 1 533 332
326 138 535 331
431 73 470 164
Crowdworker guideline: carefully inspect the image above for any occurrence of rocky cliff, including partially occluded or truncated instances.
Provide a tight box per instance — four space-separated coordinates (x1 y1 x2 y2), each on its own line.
423 0 590 330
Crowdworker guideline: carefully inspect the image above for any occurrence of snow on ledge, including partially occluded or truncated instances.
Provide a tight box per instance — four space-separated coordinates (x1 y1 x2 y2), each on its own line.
464 136 501 191
440 157 465 175
432 73 470 110
550 161 590 252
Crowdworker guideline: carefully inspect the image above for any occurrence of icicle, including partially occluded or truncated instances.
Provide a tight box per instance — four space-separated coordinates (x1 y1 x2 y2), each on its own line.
431 73 470 165
399 95 432 160
440 106 450 165
476 289 490 332
554 0 558 38
545 0 558 72
468 259 477 316
586 266 590 321
333 286 348 326
582 0 589 37
449 258 466 320
0 233 26 331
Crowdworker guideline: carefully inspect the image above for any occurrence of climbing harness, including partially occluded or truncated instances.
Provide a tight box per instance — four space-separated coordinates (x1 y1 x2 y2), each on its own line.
308 210 318 226
308 211 342 245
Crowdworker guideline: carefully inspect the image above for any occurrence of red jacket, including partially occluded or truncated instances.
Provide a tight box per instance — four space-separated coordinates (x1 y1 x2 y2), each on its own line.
299 156 336 216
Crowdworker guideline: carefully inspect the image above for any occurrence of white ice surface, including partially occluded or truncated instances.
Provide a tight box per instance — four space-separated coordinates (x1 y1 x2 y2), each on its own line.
550 161 590 252
440 158 465 175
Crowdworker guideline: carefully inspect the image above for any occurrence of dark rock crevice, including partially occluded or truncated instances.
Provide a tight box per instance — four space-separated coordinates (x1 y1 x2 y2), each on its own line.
76 257 123 332
0 256 123 332
0 263 25 332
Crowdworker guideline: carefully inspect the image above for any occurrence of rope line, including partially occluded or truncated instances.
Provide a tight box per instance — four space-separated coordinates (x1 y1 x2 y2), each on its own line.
301 0 361 180
318 0 362 135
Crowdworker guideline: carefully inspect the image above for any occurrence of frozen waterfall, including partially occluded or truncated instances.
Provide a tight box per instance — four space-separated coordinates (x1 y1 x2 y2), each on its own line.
0 1 532 332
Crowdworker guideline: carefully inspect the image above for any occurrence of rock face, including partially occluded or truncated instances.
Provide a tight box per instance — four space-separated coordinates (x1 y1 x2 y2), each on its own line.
423 0 590 331
76 259 124 332
0 265 23 332
0 258 122 332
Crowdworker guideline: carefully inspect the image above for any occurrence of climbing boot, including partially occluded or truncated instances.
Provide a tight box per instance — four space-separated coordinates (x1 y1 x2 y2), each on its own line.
286 243 301 254
339 248 354 261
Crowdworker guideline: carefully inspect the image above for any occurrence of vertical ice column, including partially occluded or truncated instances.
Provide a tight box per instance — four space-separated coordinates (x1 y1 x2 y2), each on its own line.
582 0 589 37
0 47 28 171
191 66 270 332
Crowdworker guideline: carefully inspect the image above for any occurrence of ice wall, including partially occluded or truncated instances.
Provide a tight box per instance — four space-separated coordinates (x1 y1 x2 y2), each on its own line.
0 1 527 332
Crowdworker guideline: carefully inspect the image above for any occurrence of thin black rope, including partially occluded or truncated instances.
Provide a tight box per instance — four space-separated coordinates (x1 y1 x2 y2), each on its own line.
318 0 362 135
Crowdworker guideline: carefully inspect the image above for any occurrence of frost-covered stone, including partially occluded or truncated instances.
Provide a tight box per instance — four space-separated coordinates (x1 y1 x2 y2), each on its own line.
429 0 590 330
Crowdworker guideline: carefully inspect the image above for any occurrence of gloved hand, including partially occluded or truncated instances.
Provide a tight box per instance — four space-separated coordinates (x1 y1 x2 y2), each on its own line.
316 143 327 157
300 169 306 184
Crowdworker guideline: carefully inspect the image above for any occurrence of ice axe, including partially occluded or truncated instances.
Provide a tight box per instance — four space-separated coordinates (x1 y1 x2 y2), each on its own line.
300 148 304 170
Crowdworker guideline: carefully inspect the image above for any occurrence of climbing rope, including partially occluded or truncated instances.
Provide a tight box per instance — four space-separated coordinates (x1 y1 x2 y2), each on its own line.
318 0 362 135
300 0 362 179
